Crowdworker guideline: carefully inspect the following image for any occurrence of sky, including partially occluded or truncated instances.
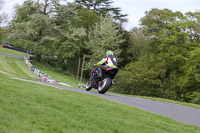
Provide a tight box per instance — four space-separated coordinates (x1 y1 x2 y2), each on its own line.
1 0 200 30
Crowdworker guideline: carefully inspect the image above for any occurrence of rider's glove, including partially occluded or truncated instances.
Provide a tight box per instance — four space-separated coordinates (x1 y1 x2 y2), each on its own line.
93 64 97 66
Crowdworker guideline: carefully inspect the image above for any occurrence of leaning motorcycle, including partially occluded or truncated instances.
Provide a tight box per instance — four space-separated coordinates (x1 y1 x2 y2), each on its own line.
85 66 118 94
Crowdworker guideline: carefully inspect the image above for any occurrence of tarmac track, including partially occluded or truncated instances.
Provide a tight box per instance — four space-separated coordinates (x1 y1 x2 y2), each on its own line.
0 53 24 58
1 53 200 127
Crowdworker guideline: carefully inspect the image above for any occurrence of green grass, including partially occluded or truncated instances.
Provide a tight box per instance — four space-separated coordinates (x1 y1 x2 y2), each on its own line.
0 47 83 88
0 47 26 56
0 74 200 133
0 55 39 80
31 62 86 88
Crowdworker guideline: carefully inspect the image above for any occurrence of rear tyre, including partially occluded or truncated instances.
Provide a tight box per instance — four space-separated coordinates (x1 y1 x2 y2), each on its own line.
98 77 112 94
85 79 92 91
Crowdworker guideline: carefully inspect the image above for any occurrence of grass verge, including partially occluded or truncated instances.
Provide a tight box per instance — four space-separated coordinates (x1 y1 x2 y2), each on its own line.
0 47 26 56
0 55 39 80
135 95 200 109
107 90 200 109
0 74 200 133
31 62 87 88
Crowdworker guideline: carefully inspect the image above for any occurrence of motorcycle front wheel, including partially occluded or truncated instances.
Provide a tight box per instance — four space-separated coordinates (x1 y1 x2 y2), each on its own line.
98 77 112 94
85 79 92 91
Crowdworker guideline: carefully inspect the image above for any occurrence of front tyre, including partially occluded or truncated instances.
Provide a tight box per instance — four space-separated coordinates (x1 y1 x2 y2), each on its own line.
98 77 112 94
85 79 92 91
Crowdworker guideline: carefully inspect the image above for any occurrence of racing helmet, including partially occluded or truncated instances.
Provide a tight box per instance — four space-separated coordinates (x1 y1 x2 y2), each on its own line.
106 50 114 56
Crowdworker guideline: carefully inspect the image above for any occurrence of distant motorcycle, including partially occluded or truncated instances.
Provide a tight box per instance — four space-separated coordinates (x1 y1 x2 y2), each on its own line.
85 66 118 94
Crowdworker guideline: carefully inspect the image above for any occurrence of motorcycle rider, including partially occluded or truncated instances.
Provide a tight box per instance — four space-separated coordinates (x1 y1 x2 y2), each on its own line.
94 50 117 78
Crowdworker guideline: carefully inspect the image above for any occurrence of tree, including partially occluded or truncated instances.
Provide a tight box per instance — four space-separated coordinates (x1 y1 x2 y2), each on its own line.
112 8 200 101
117 27 150 68
9 0 58 61
140 9 188 96
75 8 100 32
85 15 124 70
53 2 87 60
185 11 200 44
127 27 150 62
9 0 86 61
53 2 79 27
117 28 131 68
13 0 38 23
178 11 200 102
8 1 87 74
57 26 87 59
74 0 127 23
0 0 7 25
0 0 6 43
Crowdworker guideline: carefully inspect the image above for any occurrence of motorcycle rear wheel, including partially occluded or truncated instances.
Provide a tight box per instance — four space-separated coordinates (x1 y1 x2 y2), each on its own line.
98 77 112 94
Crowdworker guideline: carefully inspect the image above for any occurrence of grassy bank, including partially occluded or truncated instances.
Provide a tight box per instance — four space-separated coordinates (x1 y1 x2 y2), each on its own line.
0 55 39 80
31 62 83 88
0 47 26 56
0 47 79 87
0 74 200 132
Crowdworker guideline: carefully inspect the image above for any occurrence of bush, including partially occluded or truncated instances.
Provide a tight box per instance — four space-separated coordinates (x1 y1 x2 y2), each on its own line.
191 92 200 105
110 69 133 94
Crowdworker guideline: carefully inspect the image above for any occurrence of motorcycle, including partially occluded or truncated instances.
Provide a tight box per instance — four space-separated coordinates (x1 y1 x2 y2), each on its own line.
85 66 118 94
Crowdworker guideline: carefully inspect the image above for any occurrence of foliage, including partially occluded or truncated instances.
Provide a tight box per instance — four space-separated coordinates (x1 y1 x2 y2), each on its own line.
111 9 200 104
127 27 150 62
0 0 7 25
8 1 87 62
10 13 57 55
74 0 127 23
8 0 57 61
0 0 6 41
75 8 100 32
56 26 86 59
85 15 124 70
0 27 6 44
12 0 38 23
191 92 200 104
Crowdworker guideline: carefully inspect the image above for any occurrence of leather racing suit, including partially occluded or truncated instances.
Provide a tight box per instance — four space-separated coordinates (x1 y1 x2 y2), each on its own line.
95 55 117 78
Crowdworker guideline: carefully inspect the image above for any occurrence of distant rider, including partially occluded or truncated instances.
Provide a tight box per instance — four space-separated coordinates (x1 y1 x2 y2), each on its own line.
95 50 117 78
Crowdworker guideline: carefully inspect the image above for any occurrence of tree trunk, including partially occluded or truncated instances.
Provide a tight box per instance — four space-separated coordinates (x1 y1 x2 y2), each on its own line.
34 52 38 62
